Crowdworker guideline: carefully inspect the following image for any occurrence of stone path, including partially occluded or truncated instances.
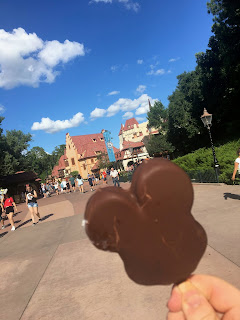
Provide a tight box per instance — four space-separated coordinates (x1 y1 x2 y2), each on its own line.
0 183 240 319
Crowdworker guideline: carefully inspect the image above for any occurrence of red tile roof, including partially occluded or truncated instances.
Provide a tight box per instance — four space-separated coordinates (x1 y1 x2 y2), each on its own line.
118 118 139 135
70 133 119 159
121 140 144 151
118 123 124 136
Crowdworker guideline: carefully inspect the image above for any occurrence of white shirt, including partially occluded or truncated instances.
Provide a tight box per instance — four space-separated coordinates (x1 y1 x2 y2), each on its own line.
110 170 118 178
235 158 240 172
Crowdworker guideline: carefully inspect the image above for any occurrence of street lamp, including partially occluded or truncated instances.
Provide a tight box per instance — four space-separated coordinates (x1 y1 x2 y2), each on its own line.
200 108 219 183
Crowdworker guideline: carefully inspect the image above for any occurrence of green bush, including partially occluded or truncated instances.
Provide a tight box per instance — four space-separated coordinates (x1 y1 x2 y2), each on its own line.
173 140 240 184
71 170 79 178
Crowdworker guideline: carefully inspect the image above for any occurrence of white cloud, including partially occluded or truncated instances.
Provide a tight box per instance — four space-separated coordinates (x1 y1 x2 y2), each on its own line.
107 90 120 96
0 28 85 89
90 0 140 12
135 95 157 115
0 104 5 114
136 117 145 122
136 85 146 94
169 57 180 62
31 112 84 133
137 59 143 64
147 68 165 76
110 65 119 72
123 111 133 119
89 94 157 119
38 40 84 67
90 108 107 120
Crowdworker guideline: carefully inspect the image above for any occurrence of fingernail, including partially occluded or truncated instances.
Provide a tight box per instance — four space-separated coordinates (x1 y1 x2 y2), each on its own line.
178 281 201 309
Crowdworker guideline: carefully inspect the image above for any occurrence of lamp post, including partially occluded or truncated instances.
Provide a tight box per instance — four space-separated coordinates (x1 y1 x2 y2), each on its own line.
200 108 219 183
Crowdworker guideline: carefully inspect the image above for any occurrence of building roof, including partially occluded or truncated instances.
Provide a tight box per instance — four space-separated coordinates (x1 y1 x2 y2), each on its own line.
118 118 139 135
70 133 118 159
121 140 144 151
0 171 39 187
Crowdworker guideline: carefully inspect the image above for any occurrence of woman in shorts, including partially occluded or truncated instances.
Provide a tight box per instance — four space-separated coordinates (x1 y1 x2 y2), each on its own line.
76 175 84 193
3 193 17 231
26 185 42 226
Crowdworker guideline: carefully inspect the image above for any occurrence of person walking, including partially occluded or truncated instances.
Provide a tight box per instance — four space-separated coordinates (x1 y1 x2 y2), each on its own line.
69 175 76 192
54 180 59 195
102 170 107 184
41 183 47 198
0 201 5 229
232 147 240 182
76 175 84 193
88 174 94 192
3 193 17 231
26 185 42 226
110 167 120 187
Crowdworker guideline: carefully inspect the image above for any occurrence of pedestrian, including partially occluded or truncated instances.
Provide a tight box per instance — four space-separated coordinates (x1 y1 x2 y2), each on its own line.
3 193 17 231
92 174 96 186
110 167 120 187
66 178 71 193
41 183 47 198
26 185 42 226
102 170 107 184
0 200 5 229
54 180 59 195
61 179 67 193
232 147 240 182
88 175 94 191
76 175 84 193
69 175 76 192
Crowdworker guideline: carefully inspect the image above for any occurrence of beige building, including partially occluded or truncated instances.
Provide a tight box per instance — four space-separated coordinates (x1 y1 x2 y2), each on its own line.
52 132 118 180
118 118 158 150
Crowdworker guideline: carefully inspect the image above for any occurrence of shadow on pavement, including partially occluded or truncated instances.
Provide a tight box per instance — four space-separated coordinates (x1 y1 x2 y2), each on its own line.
40 214 54 221
223 193 240 200
0 231 8 238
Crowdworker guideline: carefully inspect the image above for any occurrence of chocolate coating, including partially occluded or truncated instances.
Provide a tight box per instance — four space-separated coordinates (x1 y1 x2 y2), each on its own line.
84 159 207 285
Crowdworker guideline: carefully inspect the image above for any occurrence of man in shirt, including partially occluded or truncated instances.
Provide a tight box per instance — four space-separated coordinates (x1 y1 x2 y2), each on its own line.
110 167 120 187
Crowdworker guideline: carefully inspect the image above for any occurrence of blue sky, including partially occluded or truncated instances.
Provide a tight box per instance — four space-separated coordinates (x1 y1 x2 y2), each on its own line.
0 0 213 153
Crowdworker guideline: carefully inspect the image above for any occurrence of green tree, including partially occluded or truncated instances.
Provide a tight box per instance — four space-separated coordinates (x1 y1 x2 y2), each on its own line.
145 135 175 157
51 144 66 166
147 100 168 132
96 152 110 169
1 129 32 175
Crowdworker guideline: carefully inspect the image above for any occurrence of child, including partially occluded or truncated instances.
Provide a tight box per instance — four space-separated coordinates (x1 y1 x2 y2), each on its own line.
88 175 94 192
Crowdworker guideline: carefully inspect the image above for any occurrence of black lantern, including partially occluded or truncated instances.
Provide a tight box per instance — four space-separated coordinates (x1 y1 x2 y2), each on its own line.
200 108 219 183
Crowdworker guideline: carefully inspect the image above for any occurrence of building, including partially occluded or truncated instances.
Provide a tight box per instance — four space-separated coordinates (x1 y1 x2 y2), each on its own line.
115 140 149 170
117 118 158 169
118 118 158 150
52 132 119 179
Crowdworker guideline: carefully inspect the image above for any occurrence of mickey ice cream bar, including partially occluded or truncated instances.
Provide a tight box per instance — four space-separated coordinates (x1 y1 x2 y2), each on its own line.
84 158 207 285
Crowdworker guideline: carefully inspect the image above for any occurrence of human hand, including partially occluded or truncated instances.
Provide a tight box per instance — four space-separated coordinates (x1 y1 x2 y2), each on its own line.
167 274 240 319
232 176 235 181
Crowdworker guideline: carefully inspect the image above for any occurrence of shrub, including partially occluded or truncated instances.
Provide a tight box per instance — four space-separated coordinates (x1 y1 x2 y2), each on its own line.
173 139 240 184
71 171 79 178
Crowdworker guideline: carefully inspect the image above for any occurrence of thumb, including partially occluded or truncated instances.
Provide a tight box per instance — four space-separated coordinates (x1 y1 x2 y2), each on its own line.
178 281 219 320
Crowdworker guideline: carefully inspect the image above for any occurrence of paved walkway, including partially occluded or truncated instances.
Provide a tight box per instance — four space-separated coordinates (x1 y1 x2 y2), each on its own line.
0 182 240 320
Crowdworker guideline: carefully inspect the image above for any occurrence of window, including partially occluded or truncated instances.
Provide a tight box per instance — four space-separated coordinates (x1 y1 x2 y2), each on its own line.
65 160 69 167
95 151 101 155
71 158 75 165
83 164 86 170
91 159 94 163
68 144 70 149
92 138 97 142
100 138 104 141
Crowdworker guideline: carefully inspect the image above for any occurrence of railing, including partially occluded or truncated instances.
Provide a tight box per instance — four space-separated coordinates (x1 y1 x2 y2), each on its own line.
185 169 218 183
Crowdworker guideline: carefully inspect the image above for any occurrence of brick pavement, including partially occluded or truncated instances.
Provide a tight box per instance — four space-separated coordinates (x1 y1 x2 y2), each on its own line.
0 182 240 320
